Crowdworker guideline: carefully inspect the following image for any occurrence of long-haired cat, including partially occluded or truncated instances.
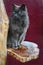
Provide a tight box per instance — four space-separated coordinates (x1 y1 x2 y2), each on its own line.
7 4 29 49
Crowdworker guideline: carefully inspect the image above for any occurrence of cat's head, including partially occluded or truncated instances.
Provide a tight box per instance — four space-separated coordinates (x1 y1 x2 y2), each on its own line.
12 4 25 11
11 4 27 27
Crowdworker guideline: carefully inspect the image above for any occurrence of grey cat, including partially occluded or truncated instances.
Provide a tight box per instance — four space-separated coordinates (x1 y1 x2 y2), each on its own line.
7 4 29 49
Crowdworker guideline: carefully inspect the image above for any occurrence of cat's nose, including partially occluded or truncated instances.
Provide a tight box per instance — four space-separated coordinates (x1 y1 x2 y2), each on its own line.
14 14 18 18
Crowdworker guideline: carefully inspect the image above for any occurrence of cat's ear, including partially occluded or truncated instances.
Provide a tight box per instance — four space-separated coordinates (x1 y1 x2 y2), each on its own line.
12 4 15 11
20 4 25 10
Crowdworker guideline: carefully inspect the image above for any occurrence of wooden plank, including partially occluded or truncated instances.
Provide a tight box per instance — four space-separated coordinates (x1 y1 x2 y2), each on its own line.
8 44 39 62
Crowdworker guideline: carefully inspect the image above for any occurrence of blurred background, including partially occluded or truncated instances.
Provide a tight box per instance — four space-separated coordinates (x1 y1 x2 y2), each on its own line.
4 0 43 65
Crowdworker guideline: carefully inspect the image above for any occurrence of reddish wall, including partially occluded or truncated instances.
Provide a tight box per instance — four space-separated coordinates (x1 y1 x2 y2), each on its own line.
4 0 43 65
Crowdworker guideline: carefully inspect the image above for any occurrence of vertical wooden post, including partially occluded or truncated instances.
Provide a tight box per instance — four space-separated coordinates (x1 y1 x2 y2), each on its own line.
0 0 9 65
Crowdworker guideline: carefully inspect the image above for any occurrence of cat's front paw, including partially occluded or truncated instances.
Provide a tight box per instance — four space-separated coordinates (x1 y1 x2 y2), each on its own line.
12 45 21 49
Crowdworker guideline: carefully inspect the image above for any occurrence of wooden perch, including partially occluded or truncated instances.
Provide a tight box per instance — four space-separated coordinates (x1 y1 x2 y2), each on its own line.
8 41 39 62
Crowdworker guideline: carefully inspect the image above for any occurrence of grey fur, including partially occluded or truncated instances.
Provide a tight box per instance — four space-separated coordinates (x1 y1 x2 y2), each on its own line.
7 4 29 49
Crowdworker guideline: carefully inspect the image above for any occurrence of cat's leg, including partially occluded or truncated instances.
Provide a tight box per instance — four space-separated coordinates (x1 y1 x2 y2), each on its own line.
18 32 26 48
10 37 19 49
12 41 19 49
7 38 12 48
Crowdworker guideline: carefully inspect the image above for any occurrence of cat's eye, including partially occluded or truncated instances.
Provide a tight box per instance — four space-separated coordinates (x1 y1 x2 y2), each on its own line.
21 14 23 17
19 11 21 14
13 12 15 14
